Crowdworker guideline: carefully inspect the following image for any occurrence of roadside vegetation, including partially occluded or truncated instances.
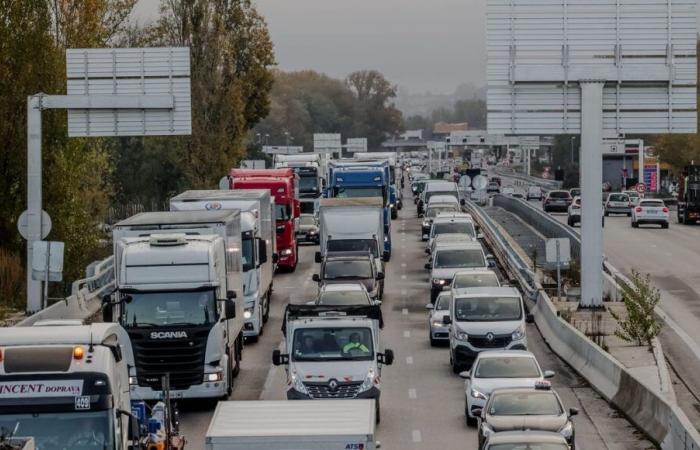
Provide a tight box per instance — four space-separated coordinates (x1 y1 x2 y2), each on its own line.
610 270 662 349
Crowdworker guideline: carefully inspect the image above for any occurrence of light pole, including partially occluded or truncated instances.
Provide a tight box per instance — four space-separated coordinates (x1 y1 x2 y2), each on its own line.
570 136 577 164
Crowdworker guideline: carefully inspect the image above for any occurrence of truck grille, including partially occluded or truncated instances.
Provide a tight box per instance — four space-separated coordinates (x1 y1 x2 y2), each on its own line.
304 381 362 399
468 334 512 349
128 327 211 391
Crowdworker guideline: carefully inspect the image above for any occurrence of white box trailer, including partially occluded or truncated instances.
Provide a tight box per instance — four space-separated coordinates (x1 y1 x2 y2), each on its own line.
205 400 378 450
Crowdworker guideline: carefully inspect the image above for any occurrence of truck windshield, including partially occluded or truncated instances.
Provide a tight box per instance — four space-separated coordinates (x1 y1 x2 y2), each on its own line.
327 239 378 258
292 327 374 361
242 234 255 272
434 249 486 269
323 260 372 280
275 204 291 221
334 186 383 199
432 222 476 238
0 410 114 449
454 297 522 322
121 289 217 327
299 176 319 194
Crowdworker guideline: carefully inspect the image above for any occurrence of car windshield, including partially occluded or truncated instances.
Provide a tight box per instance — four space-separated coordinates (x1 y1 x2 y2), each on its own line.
609 194 628 202
242 233 255 272
427 206 459 218
121 289 217 327
275 204 291 221
426 190 457 202
490 392 563 416
549 191 570 199
300 201 315 214
529 187 541 193
475 357 541 378
334 187 383 199
453 272 499 289
323 260 372 280
293 327 374 361
318 290 370 305
299 175 319 194
434 249 485 269
327 239 379 258
0 410 114 449
435 295 451 311
432 222 475 238
300 215 316 226
454 296 522 321
489 444 569 450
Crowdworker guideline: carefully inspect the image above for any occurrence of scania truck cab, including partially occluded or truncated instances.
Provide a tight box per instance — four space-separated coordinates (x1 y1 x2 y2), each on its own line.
326 161 392 259
229 168 300 272
272 305 394 422
170 190 275 340
0 323 135 449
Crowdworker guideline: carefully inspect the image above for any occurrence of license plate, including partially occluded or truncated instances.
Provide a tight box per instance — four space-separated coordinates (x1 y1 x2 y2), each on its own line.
646 209 660 215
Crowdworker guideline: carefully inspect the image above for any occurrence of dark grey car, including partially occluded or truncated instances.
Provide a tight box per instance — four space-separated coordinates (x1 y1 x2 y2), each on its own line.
313 252 385 300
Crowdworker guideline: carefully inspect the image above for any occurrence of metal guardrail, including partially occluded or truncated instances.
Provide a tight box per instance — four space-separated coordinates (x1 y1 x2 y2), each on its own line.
16 256 114 327
492 167 563 191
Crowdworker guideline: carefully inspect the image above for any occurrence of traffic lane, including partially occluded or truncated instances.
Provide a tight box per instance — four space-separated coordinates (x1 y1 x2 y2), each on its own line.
177 244 319 447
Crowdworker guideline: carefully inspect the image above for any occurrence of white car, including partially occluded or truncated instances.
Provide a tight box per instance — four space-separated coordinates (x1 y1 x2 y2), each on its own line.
450 269 501 293
460 350 555 425
631 199 670 229
622 190 642 206
426 291 451 346
527 186 543 201
427 214 477 249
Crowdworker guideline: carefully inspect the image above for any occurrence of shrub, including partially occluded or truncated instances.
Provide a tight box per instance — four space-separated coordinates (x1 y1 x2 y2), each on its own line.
610 270 662 348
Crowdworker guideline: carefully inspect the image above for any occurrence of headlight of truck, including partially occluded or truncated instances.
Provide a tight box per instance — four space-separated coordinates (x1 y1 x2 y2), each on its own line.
244 308 253 319
129 376 137 385
455 330 469 341
432 278 446 286
204 370 224 382
290 372 308 394
281 248 293 256
470 388 488 400
512 324 525 341
432 320 444 328
359 368 377 393
559 421 574 439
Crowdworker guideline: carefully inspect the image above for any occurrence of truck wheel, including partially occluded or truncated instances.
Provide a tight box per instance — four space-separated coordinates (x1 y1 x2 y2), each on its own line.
232 335 243 378
263 291 271 323
225 351 234 397
375 400 381 424
391 209 398 220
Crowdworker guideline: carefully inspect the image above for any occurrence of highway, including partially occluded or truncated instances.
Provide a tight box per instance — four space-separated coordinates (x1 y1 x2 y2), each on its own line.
175 185 650 449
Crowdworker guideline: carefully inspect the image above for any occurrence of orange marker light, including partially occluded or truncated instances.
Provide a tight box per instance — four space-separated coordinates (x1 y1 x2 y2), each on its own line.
73 346 84 360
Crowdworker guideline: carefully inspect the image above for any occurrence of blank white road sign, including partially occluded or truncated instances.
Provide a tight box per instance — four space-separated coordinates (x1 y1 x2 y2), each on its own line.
314 133 342 153
32 241 65 282
546 238 571 265
66 47 191 136
487 0 697 136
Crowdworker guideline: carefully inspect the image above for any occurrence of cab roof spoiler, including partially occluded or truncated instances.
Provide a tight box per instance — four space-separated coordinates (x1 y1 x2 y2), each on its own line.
282 304 383 335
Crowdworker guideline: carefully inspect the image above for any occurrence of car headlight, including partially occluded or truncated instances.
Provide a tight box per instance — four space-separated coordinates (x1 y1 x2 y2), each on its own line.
129 376 137 385
290 372 308 394
422 221 430 228
204 370 224 382
432 278 446 286
384 236 389 242
455 330 469 341
431 320 444 328
308 230 317 235
359 368 377 393
512 324 525 341
243 308 253 319
559 421 574 439
470 388 488 400
281 248 293 256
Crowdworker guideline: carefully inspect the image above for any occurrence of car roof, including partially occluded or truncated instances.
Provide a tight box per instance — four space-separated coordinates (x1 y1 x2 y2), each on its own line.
325 252 373 261
320 283 367 293
453 269 497 277
486 430 568 445
428 195 459 204
454 286 520 298
433 215 474 224
490 386 559 397
476 350 537 360
434 241 484 251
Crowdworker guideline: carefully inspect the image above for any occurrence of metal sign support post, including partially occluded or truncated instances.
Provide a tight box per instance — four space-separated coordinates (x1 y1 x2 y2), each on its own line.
25 93 175 313
556 239 561 301
638 139 645 188
579 81 605 308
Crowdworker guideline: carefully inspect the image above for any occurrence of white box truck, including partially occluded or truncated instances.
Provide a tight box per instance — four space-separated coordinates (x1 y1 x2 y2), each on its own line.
170 190 275 340
205 400 379 450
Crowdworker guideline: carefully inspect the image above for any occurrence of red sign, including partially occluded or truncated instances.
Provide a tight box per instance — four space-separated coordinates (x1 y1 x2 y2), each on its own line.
636 183 647 194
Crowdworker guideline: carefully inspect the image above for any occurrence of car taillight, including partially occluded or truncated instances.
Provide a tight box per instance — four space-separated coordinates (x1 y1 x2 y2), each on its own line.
635 207 642 213
663 207 669 213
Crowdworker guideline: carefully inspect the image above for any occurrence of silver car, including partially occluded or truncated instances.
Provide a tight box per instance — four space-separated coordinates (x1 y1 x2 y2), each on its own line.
604 193 632 216
476 385 578 449
297 213 320 243
315 283 378 306
426 292 451 346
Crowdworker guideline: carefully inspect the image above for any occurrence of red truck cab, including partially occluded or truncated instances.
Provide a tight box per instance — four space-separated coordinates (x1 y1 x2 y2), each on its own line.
230 168 301 271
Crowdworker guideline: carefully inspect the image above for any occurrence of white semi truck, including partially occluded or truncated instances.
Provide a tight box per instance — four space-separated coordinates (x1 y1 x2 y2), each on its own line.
170 190 275 340
205 400 379 450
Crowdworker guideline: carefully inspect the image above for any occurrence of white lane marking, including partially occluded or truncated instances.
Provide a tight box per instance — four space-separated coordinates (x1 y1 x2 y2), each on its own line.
403 330 411 338
408 388 417 399
406 356 414 365
402 308 408 315
401 289 407 296
412 430 422 443
401 263 407 268
401 274 407 280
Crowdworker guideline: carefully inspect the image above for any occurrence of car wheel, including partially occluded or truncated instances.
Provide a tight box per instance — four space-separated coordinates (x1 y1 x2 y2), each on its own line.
604 211 609 217
375 399 381 424
429 334 437 347
631 221 638 228
567 218 572 226
451 357 462 374
627 212 632 217
466 414 477 427
662 222 669 229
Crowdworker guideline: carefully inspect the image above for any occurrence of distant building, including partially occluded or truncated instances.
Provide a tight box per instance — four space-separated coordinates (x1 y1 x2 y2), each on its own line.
433 122 469 138
401 129 423 140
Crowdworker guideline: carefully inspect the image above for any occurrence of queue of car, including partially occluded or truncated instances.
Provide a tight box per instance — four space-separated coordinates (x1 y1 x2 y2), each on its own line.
412 175 578 449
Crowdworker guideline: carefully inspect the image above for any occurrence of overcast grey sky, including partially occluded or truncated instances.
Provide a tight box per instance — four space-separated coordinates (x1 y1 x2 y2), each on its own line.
133 0 698 94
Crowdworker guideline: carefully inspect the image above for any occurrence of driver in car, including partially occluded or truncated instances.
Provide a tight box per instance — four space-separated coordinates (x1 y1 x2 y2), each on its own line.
343 332 369 354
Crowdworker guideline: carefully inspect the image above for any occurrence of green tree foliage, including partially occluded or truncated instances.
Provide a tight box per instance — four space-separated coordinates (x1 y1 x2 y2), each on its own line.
610 270 662 348
653 134 700 173
403 98 486 133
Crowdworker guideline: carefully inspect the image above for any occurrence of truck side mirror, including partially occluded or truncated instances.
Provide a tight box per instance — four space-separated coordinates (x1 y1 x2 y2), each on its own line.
272 349 289 366
102 295 113 323
257 238 268 265
315 252 323 263
224 299 236 320
460 198 466 206
378 349 394 365
312 274 321 283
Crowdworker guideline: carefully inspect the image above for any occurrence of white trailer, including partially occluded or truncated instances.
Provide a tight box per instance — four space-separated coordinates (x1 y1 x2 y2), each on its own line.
205 400 378 450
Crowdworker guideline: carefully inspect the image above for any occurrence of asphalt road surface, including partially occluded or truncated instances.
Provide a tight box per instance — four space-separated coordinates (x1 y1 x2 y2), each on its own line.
176 184 651 449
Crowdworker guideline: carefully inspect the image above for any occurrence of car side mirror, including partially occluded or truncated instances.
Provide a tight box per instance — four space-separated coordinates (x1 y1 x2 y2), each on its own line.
272 350 289 366
424 248 430 254
226 290 236 300
425 303 434 310
376 272 385 280
315 252 323 263
477 232 485 239
378 349 394 365
569 407 579 417
424 262 431 270
312 274 321 283
526 313 535 323
442 315 452 325
459 370 471 379
223 299 236 319
487 259 497 269
544 370 555 379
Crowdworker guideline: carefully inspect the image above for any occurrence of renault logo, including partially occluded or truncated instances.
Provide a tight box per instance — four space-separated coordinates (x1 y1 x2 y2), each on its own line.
328 379 339 392
486 332 495 342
